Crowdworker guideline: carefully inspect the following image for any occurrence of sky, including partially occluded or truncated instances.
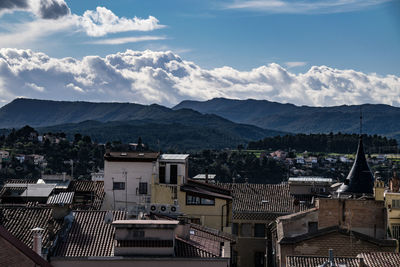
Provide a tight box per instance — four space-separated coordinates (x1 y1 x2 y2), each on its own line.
0 0 399 107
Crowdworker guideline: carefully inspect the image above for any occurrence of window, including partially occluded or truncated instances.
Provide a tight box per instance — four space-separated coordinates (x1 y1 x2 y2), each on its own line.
232 223 239 235
190 218 201 225
170 164 178 184
392 199 400 209
254 223 265 237
139 182 148 195
159 165 166 183
392 224 400 240
186 194 215 205
113 182 125 190
241 223 252 237
308 222 318 233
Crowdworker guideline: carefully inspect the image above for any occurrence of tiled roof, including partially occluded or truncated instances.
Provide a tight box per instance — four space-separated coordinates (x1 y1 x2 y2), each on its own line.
358 252 400 267
286 255 360 267
4 179 37 184
233 212 281 221
175 236 217 258
190 223 235 243
116 240 173 248
0 207 64 250
182 179 231 200
218 183 310 220
47 192 74 205
0 225 52 267
53 210 126 257
279 226 397 247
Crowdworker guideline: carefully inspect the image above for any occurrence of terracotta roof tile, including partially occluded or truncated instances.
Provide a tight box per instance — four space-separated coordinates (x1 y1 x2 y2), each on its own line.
286 255 361 267
53 210 126 257
116 240 173 248
47 192 74 205
0 207 63 250
359 252 400 267
218 183 311 220
175 237 217 258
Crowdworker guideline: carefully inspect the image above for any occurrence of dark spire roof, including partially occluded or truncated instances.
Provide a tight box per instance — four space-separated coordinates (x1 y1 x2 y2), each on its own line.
337 137 374 195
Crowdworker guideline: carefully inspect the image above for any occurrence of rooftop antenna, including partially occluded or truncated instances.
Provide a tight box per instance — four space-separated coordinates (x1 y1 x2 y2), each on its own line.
359 106 363 136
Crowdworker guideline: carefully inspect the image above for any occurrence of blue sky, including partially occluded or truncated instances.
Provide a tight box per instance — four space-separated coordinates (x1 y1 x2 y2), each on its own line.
0 0 399 107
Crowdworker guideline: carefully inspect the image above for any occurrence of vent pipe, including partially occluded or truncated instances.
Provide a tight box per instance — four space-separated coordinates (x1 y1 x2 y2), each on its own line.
31 227 44 257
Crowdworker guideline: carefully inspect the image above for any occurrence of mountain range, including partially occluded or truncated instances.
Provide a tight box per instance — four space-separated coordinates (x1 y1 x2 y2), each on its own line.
0 98 284 150
173 98 400 140
1 97 399 150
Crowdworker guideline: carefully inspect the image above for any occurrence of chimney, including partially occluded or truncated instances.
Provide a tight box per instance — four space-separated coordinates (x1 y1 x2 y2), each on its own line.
328 249 335 266
31 227 44 257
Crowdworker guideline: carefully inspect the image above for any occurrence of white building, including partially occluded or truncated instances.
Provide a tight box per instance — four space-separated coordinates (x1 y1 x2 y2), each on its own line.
158 154 189 186
103 151 159 211
102 152 189 213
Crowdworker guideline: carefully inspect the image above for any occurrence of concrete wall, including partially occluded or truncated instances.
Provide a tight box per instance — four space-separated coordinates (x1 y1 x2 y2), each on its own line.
103 160 155 210
317 198 385 239
158 161 187 185
278 210 319 240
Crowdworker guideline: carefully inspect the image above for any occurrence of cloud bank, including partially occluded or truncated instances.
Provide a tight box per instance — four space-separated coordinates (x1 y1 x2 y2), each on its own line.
225 0 392 14
0 1 164 47
0 48 399 107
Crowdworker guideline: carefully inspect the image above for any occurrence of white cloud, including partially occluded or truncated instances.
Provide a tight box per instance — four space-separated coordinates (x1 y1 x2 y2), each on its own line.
225 0 392 14
78 7 164 37
285 61 307 68
0 48 399 108
0 3 165 47
88 36 167 45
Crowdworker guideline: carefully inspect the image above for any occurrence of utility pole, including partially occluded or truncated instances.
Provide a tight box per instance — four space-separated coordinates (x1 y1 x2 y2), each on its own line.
123 170 128 212
112 177 116 209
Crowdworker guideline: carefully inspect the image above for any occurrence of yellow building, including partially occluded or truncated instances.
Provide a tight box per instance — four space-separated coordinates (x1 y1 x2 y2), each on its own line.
151 175 232 231
377 172 400 244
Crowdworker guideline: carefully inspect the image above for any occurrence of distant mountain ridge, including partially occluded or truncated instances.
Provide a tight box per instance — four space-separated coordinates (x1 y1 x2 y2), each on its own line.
173 98 400 140
0 98 285 150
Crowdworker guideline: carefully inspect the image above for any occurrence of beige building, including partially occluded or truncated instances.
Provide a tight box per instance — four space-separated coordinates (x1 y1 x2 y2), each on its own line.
375 171 400 243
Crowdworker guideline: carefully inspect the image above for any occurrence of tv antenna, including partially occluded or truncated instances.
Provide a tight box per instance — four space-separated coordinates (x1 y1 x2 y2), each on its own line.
359 106 363 136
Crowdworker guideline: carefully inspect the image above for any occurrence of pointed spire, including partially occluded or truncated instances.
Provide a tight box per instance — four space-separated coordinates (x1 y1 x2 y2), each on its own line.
337 136 374 195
